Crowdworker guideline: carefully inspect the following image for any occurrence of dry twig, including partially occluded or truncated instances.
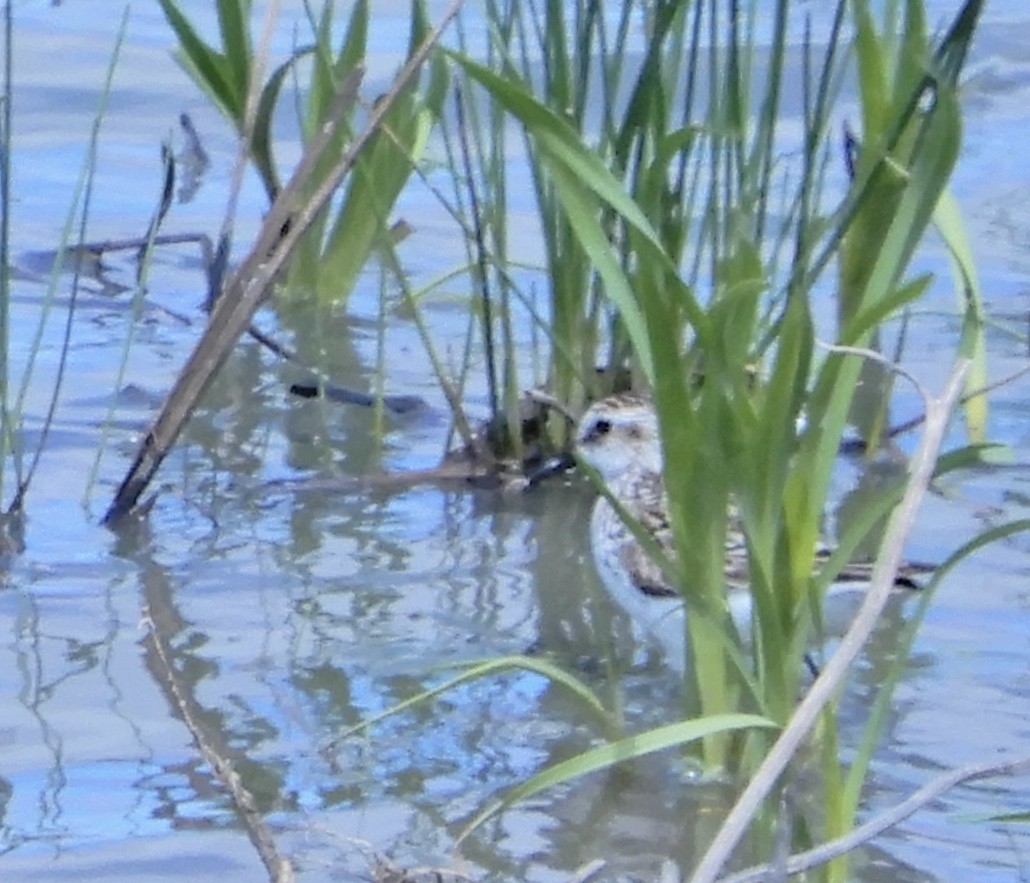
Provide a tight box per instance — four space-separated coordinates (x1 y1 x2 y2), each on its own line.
719 751 1030 882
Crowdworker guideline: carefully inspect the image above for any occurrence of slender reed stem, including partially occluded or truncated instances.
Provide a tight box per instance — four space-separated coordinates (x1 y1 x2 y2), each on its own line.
0 0 12 500
454 85 500 421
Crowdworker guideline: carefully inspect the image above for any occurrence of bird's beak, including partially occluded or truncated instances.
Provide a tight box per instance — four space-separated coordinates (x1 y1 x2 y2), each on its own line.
523 452 577 490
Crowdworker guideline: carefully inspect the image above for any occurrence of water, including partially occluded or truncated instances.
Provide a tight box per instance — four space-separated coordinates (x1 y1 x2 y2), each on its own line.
1 2 1028 881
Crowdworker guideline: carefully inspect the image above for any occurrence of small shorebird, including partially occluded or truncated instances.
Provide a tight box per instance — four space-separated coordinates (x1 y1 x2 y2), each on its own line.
574 393 923 671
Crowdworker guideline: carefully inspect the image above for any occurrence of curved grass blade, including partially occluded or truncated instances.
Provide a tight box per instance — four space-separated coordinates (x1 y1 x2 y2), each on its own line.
331 655 609 745
934 189 988 443
842 516 1030 840
457 713 777 845
252 49 314 199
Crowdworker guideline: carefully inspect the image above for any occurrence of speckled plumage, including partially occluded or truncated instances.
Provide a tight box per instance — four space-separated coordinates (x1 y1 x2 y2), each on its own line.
574 395 922 671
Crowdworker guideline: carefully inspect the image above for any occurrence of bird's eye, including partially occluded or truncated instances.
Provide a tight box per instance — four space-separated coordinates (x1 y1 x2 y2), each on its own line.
582 418 612 444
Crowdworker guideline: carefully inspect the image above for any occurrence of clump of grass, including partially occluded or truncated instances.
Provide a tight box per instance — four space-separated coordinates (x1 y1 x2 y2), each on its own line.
429 0 991 876
456 0 981 723
157 0 449 304
151 0 530 479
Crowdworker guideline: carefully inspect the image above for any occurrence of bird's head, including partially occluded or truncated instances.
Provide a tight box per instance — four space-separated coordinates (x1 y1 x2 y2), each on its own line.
574 395 663 483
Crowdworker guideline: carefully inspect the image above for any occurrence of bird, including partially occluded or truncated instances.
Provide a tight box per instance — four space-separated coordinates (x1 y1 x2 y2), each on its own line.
573 393 924 672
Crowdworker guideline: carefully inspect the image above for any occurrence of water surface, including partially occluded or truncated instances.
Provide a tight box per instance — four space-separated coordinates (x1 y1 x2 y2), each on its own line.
1 3 1028 881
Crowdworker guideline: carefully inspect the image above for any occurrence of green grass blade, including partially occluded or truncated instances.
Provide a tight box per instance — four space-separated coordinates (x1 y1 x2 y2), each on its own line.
0 0 13 498
334 655 609 743
544 160 653 382
931 519 1030 579
934 189 988 443
842 516 1030 834
843 273 930 342
314 92 425 301
157 0 241 121
253 51 314 199
447 51 720 383
304 0 367 132
446 54 676 272
217 0 252 99
10 7 130 511
458 714 777 844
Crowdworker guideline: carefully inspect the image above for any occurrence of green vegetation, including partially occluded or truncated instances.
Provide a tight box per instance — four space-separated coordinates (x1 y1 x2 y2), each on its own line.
453 0 981 674
441 0 989 876
157 0 449 303
140 0 998 878
1 0 1022 878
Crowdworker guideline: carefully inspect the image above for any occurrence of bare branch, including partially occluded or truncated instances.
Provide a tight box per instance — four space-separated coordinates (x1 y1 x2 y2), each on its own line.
815 339 928 401
720 751 1030 882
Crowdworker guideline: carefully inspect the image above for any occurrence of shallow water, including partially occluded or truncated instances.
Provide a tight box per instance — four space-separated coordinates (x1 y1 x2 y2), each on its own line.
1 2 1029 881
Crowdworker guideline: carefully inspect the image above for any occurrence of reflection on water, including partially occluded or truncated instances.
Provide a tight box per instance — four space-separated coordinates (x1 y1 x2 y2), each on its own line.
0 2 1029 882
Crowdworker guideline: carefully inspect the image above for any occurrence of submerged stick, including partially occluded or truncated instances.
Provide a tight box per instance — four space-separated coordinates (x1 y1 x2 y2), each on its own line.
103 0 466 524
141 597 295 883
50 228 426 414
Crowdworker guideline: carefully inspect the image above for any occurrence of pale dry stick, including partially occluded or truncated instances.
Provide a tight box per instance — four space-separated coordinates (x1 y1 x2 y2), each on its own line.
819 340 1030 443
104 0 466 523
564 859 607 883
720 751 1030 883
689 357 971 883
815 341 928 397
887 362 1030 441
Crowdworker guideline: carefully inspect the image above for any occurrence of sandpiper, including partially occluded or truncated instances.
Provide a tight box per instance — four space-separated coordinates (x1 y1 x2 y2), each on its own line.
574 393 922 671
